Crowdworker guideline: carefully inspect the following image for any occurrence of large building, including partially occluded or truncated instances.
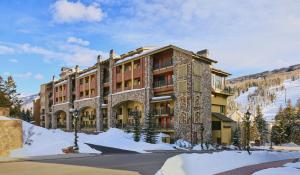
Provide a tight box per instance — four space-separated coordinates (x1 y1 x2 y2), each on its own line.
39 45 234 145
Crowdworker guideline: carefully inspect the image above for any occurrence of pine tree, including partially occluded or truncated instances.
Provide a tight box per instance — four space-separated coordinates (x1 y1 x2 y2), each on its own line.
232 126 241 149
0 76 11 107
143 111 157 144
4 76 22 117
255 105 267 145
250 121 260 143
132 111 141 142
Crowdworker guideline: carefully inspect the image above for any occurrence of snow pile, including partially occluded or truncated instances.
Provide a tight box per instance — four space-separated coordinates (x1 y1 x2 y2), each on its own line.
253 160 300 175
281 142 299 147
174 139 192 149
156 151 300 175
192 144 215 151
11 120 99 157
79 128 174 153
10 119 174 157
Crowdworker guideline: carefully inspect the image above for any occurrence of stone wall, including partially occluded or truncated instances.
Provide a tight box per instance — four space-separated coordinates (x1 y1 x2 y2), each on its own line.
52 103 71 130
0 119 23 156
173 49 212 143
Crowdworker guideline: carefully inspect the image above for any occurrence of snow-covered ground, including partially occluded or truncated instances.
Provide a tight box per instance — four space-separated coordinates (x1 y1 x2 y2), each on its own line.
235 78 300 122
4 117 174 158
156 151 300 175
253 161 300 175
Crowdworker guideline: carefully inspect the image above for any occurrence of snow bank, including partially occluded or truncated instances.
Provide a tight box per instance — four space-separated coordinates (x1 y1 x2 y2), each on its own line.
79 128 174 153
10 120 174 157
156 151 300 175
11 120 99 157
253 160 300 175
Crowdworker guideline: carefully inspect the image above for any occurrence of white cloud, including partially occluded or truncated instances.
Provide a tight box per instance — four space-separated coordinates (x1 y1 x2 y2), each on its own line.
34 73 44 80
67 36 90 46
15 72 32 79
0 45 14 54
51 0 104 23
9 59 18 63
87 0 300 75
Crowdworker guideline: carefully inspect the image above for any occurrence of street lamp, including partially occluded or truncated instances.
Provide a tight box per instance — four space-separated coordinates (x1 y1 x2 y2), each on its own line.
70 108 79 152
245 109 251 155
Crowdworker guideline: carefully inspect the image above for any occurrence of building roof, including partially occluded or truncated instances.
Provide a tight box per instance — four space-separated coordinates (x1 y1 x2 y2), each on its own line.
212 112 235 122
114 45 218 65
212 68 231 76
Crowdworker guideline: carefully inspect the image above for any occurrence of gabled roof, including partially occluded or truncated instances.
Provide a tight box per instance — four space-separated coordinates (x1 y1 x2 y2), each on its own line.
212 112 235 122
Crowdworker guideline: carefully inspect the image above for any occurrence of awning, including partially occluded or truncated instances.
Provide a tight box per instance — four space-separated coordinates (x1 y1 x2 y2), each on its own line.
212 112 235 122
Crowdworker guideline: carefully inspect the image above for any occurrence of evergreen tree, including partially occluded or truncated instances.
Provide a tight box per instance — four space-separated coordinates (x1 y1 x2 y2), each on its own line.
143 111 157 144
132 110 141 142
232 126 241 149
250 121 260 143
255 105 267 145
4 76 22 117
273 106 287 144
0 76 10 107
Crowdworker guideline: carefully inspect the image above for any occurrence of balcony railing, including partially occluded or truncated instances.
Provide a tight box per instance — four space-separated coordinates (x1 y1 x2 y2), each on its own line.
153 60 173 70
153 108 174 116
153 80 173 88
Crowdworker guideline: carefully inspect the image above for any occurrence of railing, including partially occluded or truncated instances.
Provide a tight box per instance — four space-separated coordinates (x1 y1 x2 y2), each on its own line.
153 79 173 88
153 59 173 70
153 108 174 116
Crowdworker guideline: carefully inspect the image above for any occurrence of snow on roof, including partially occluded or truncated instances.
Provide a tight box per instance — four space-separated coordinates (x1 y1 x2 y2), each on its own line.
54 80 68 86
152 96 172 101
77 68 97 78
115 46 163 65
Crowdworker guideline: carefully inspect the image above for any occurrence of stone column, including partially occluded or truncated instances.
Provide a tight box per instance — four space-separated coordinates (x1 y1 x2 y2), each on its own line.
66 111 71 131
96 104 103 131
144 56 152 123
45 115 50 129
51 112 57 129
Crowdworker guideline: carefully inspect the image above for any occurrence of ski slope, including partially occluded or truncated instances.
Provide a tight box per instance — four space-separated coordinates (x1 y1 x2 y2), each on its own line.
235 78 300 122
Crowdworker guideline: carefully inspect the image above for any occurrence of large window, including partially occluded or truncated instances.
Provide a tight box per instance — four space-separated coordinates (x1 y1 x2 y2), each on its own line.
213 75 224 90
212 121 221 130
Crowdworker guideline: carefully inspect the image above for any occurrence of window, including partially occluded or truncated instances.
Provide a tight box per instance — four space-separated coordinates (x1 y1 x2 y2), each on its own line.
91 89 95 95
116 66 122 74
220 106 225 114
212 121 221 130
55 98 58 102
79 79 83 85
133 60 140 69
124 64 131 72
85 77 89 84
125 80 131 88
215 75 223 90
116 82 122 89
55 87 58 92
85 90 89 96
59 86 62 91
80 91 84 97
134 78 141 86
59 97 62 102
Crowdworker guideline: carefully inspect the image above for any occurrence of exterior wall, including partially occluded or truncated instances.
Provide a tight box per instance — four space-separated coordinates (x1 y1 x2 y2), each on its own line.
173 49 212 144
33 98 41 126
0 119 22 156
212 116 232 145
0 107 10 116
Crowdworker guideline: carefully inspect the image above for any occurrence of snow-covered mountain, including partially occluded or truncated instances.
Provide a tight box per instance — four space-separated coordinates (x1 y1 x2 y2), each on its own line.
235 78 300 122
20 94 39 111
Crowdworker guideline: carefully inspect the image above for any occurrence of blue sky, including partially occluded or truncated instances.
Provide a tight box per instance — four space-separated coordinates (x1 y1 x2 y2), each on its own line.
0 0 299 95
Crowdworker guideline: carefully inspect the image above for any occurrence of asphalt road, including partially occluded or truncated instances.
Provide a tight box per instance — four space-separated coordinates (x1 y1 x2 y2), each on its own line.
36 152 180 175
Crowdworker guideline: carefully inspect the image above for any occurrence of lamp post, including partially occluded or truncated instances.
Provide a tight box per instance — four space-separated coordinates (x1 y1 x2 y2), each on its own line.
70 108 79 152
245 109 251 155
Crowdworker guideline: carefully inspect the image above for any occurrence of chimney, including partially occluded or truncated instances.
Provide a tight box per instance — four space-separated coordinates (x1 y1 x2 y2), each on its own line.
197 49 209 58
75 65 80 72
109 49 115 59
97 55 102 63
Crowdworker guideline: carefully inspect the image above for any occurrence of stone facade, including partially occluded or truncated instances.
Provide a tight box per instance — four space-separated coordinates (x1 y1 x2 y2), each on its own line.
39 45 228 144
